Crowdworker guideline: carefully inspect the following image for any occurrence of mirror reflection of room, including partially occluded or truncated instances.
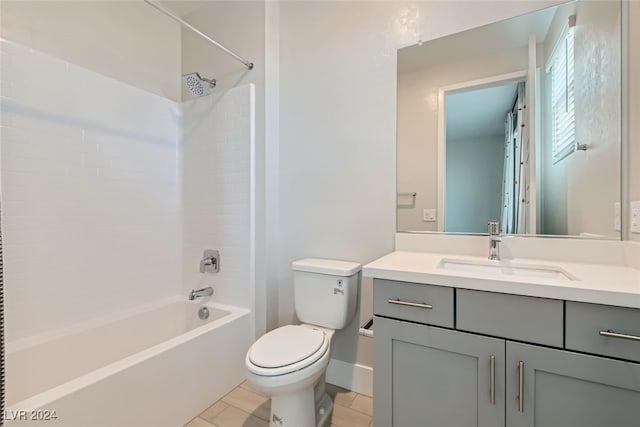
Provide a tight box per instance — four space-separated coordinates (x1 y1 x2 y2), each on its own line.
397 0 621 238
445 81 526 234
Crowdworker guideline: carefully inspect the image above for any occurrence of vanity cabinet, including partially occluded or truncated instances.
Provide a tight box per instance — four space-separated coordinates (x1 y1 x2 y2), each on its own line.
374 316 505 427
373 279 640 427
506 342 640 427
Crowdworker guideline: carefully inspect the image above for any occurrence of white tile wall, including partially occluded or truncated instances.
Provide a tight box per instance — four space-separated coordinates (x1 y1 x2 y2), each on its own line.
1 39 181 341
180 85 255 311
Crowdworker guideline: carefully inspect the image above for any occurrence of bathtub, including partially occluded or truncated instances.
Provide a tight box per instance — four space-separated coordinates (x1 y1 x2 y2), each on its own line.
6 297 251 427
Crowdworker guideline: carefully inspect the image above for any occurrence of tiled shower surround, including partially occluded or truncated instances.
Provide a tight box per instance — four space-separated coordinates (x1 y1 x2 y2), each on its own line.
181 85 255 313
1 39 181 341
0 38 254 343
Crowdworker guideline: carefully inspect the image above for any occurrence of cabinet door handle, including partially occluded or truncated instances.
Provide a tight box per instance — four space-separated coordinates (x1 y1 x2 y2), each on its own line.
489 355 496 405
599 330 640 342
387 299 433 309
517 361 524 413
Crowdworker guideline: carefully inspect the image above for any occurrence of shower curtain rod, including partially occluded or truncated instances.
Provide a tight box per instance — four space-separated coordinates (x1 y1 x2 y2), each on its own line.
143 0 254 70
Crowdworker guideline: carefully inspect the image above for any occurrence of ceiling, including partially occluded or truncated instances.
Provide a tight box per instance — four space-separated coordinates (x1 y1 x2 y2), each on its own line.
398 4 559 74
446 82 519 142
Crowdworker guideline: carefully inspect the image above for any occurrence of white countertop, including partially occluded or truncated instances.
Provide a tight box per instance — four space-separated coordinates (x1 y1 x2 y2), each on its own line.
363 251 640 309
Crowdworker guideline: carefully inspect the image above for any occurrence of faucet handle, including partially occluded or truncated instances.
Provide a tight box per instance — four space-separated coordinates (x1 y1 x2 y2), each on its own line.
488 221 500 235
200 249 220 273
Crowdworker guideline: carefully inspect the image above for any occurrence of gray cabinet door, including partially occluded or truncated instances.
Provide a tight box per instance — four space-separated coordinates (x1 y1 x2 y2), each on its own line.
374 316 505 427
506 342 640 427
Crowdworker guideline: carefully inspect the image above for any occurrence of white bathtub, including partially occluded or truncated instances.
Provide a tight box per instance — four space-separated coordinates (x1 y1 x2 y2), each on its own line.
6 297 251 427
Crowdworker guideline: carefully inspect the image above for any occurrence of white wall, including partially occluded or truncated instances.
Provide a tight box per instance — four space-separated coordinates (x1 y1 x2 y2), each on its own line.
265 1 281 332
397 48 528 232
278 0 562 368
541 1 621 238
567 0 620 238
1 39 181 341
180 85 255 314
446 136 505 233
0 0 182 101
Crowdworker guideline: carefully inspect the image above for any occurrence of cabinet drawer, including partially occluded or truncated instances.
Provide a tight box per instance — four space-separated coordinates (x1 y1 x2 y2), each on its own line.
566 301 640 363
457 289 563 347
374 279 454 327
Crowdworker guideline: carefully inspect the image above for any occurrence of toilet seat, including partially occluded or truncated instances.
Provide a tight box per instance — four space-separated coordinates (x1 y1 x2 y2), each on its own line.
247 325 329 377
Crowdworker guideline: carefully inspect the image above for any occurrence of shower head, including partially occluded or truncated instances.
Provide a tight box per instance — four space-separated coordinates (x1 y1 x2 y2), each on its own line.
182 72 216 97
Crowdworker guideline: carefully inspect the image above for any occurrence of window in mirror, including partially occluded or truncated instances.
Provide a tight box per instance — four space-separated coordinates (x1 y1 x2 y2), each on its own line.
548 19 576 163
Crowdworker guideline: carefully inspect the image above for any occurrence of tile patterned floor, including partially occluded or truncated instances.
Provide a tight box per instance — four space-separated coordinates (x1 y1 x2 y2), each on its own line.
184 381 373 427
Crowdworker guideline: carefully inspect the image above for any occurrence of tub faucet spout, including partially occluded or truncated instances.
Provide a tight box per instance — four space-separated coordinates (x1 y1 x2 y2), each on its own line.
189 287 214 300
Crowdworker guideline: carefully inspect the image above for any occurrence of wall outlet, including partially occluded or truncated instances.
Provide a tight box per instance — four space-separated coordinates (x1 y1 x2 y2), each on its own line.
631 201 640 234
614 202 621 231
423 209 437 222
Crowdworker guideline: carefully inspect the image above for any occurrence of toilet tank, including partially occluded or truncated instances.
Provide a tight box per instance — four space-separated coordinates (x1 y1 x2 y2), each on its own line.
292 258 361 330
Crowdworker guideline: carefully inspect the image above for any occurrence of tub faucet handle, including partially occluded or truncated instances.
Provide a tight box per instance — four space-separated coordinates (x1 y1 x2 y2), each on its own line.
200 249 220 273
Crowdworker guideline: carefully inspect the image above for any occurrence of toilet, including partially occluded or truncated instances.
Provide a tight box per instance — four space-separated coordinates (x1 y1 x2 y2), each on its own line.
245 258 361 427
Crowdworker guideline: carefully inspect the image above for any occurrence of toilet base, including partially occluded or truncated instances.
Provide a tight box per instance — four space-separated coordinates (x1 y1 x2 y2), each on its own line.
270 387 312 427
268 384 334 427
315 392 333 427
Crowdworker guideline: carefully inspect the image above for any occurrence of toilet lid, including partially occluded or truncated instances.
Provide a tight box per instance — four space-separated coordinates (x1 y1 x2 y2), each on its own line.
249 325 326 369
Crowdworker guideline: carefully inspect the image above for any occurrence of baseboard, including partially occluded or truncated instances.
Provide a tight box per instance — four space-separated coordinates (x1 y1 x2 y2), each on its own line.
325 358 373 397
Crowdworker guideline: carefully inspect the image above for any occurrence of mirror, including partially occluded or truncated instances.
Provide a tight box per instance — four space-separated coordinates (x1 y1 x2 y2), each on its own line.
397 1 621 238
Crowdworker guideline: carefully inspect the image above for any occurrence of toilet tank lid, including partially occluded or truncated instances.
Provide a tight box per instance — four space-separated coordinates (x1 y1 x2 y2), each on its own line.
292 258 361 276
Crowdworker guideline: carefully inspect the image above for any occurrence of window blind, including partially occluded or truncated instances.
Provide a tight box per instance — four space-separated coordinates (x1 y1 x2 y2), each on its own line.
549 27 575 163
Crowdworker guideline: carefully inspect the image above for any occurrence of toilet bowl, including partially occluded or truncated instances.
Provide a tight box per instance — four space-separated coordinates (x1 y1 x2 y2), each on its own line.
246 325 335 427
245 258 361 427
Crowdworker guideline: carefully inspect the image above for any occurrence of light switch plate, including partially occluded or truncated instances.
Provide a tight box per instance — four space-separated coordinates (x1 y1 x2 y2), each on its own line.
631 201 640 234
614 202 621 232
423 209 437 222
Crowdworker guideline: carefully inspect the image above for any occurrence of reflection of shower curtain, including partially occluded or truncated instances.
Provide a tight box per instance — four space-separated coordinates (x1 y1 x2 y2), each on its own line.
501 82 527 234
501 114 514 233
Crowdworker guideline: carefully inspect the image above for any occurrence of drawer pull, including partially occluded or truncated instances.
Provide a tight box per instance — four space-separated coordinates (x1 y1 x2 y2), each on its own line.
599 330 640 342
387 299 433 310
517 361 524 413
489 355 496 405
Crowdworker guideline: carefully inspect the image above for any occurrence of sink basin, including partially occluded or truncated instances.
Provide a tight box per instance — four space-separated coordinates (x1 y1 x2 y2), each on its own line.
437 258 577 281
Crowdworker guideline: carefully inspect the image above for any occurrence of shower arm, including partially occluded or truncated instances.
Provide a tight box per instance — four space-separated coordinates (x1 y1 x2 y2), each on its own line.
200 76 217 87
143 0 254 70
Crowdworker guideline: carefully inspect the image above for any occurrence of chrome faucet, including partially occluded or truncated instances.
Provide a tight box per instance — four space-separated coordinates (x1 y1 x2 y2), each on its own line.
200 249 220 273
488 221 501 261
189 286 214 300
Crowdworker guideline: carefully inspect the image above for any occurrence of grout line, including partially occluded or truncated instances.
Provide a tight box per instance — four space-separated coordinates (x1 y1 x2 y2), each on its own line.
197 416 217 427
348 406 373 417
